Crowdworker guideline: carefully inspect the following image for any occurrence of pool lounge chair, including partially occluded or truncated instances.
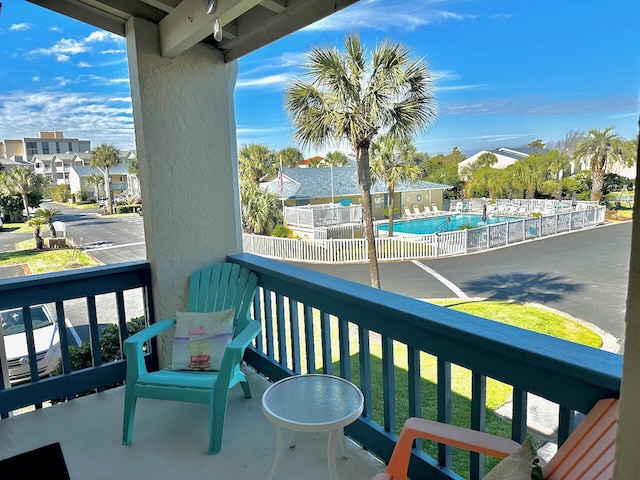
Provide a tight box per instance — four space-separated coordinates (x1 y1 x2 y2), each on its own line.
404 206 417 218
431 204 442 215
412 205 428 217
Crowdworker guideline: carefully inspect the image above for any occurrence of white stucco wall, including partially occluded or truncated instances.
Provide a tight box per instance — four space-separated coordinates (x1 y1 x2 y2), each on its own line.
126 17 242 324
615 157 640 479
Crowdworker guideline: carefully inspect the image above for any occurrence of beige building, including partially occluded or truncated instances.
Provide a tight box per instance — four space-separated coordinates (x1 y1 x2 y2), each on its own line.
0 131 91 163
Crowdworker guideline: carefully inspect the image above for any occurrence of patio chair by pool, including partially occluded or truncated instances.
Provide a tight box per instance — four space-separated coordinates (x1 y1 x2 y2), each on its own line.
431 204 442 215
122 263 261 455
404 206 417 218
372 397 618 480
412 205 427 217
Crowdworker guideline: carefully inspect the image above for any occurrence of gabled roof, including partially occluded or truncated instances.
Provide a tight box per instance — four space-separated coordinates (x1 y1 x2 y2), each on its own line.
71 161 132 178
261 166 451 199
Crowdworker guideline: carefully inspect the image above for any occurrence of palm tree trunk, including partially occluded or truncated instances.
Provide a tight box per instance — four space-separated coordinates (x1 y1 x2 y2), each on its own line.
591 168 605 201
387 186 395 237
21 193 30 220
357 146 381 289
33 226 43 250
104 166 112 214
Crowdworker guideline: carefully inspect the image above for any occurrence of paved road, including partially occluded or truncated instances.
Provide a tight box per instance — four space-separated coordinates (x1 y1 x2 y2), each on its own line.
294 222 632 346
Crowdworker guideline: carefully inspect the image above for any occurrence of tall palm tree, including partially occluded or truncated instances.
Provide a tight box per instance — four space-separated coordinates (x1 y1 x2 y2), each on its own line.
573 127 621 201
239 144 277 185
277 147 304 168
4 167 43 220
512 156 547 199
285 34 437 288
86 173 104 203
35 207 62 237
91 144 122 214
370 134 420 237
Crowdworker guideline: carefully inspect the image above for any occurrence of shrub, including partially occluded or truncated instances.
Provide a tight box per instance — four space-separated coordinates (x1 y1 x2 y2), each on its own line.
51 316 147 400
271 224 293 237
48 184 71 203
115 204 137 214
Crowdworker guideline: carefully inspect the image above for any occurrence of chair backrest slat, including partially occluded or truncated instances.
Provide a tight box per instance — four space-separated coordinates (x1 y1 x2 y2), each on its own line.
188 263 258 335
544 398 618 480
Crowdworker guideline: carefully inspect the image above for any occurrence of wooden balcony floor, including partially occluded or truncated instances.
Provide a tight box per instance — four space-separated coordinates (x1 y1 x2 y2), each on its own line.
1 368 385 479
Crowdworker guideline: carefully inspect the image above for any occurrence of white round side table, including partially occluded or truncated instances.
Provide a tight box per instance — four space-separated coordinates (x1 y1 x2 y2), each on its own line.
262 374 364 480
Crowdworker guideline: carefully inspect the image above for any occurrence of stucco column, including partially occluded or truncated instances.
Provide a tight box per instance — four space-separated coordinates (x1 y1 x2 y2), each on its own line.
615 125 640 479
125 17 242 325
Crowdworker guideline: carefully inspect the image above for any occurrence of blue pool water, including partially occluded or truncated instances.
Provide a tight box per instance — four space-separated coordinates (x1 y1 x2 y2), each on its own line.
379 214 517 235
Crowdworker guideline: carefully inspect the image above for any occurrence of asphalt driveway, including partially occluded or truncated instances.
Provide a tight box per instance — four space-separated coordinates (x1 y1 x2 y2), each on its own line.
294 222 632 345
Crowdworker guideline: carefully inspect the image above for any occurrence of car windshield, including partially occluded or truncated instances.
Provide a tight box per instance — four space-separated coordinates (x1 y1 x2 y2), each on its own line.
1 307 53 336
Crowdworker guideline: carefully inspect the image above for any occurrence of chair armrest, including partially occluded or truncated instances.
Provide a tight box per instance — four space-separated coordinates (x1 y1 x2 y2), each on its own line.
385 418 521 480
214 320 261 391
124 318 176 378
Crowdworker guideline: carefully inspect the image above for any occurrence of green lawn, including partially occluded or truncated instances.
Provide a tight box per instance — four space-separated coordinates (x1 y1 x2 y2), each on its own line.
0 240 99 274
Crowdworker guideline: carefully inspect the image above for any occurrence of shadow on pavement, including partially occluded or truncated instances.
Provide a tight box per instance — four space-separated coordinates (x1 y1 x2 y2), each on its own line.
461 272 584 304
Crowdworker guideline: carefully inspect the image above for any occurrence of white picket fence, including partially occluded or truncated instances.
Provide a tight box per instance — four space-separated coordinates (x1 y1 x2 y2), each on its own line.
242 207 607 264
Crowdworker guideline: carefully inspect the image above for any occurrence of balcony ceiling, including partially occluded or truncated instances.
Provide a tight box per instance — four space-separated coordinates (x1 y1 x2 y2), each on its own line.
26 0 359 61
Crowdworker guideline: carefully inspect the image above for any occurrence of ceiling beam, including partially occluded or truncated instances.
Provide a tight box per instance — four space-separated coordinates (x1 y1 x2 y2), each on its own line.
159 0 266 57
222 0 358 61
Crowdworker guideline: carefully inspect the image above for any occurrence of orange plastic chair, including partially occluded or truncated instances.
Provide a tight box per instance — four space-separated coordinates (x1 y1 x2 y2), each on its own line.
372 398 618 480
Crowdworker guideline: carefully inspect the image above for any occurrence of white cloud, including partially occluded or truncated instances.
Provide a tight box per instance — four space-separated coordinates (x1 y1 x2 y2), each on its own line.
55 77 70 87
10 23 32 31
0 90 135 150
50 26 63 33
28 30 125 62
236 73 291 89
78 62 92 68
437 84 486 92
32 76 40 82
304 0 476 32
101 49 126 55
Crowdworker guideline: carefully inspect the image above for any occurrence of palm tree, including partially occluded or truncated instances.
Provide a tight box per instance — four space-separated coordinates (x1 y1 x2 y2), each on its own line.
277 147 304 168
512 156 547 199
238 144 277 185
240 183 282 234
35 207 62 237
27 217 47 250
370 134 420 237
285 34 436 288
3 167 43 220
86 173 104 203
91 144 122 214
573 127 621 201
324 151 350 167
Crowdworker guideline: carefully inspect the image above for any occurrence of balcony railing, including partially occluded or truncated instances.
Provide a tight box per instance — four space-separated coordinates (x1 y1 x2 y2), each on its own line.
229 253 622 480
0 261 155 417
0 254 622 479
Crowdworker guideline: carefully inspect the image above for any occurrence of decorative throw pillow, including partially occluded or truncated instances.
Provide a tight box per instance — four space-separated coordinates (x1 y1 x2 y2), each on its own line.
170 308 235 371
483 439 535 480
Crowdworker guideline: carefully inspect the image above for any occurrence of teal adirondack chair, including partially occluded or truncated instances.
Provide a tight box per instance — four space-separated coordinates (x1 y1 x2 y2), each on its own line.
122 263 261 454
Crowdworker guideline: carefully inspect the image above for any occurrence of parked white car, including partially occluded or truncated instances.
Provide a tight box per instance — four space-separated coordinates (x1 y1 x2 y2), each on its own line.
1 304 81 384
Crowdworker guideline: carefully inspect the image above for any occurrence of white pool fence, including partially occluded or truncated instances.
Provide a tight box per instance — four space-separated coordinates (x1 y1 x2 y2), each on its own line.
242 206 607 263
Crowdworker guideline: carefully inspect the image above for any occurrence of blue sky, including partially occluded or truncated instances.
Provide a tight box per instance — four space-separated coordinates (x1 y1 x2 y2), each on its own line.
1 0 638 156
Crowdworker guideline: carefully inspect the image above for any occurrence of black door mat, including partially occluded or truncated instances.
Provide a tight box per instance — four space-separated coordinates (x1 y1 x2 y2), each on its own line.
0 442 70 479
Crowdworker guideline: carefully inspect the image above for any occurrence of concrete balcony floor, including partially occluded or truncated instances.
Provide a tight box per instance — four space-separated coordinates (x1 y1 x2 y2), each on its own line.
1 368 386 480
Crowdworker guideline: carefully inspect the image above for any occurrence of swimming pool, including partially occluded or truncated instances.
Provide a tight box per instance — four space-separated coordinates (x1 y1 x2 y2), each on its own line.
379 214 518 235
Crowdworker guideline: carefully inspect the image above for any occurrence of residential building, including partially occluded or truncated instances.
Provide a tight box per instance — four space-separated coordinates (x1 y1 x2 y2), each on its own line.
32 152 91 185
457 146 544 174
0 131 91 163
261 166 451 220
68 152 139 200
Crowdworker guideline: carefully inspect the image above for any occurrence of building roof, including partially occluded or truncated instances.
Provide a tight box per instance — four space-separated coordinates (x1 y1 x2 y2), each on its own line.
71 160 132 177
262 166 451 199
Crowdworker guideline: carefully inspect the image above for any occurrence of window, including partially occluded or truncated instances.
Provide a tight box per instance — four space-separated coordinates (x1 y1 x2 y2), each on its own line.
68 142 73 152
56 142 61 153
42 142 50 154
26 142 38 157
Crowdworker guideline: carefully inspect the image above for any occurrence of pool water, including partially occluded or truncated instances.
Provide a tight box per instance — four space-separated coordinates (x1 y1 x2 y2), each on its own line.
379 214 517 235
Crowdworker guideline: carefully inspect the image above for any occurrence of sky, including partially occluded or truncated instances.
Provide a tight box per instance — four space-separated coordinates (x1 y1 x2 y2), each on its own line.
1 0 639 157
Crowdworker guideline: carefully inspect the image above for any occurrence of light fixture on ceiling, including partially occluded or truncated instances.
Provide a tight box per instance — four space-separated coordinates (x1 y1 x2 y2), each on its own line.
203 0 216 15
213 18 222 42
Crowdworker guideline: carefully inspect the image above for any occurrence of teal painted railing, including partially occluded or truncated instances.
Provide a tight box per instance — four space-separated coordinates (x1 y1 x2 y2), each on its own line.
229 253 622 480
0 261 155 418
